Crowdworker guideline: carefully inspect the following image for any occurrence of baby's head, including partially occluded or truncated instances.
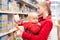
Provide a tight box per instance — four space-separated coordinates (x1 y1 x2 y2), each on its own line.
28 12 38 23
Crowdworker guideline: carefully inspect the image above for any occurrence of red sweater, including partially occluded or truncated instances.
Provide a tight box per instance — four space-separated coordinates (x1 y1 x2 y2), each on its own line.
22 16 53 40
23 22 41 35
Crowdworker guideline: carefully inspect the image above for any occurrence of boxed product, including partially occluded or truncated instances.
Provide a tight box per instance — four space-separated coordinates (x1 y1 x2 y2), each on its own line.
0 0 2 10
8 14 13 31
0 14 8 33
0 14 8 26
8 20 13 30
22 4 28 12
0 20 8 27
9 1 20 12
0 26 8 33
0 0 1 3
0 0 8 11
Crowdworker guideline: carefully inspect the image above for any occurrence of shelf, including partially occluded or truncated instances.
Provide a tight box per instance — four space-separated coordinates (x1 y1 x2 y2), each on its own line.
18 0 37 9
0 27 17 37
0 11 28 14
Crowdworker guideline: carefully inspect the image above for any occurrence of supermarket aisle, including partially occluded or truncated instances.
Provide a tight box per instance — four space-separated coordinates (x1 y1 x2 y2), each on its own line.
0 0 60 40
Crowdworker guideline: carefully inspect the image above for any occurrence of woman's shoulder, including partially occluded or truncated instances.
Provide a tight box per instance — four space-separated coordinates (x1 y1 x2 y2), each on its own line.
45 16 52 23
46 18 52 22
40 18 53 25
45 19 53 26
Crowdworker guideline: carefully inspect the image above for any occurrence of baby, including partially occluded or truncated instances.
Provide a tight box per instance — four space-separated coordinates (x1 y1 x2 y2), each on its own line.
14 12 41 40
23 12 41 35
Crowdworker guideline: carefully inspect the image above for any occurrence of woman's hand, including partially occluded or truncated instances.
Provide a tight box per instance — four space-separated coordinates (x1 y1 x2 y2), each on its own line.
19 26 24 32
19 26 24 36
16 26 24 37
18 26 24 36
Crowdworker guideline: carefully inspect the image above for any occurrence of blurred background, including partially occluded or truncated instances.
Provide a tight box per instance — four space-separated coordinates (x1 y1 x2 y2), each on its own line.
0 0 60 40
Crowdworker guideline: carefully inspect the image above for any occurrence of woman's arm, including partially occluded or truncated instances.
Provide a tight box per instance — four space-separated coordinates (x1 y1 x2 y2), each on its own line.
22 20 53 40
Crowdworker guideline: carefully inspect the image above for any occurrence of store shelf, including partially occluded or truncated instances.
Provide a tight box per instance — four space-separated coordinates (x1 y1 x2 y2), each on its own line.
0 27 17 37
18 0 37 9
0 11 28 14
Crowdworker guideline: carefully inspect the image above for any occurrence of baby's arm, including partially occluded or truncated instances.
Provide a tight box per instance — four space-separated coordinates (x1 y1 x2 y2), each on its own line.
28 24 41 34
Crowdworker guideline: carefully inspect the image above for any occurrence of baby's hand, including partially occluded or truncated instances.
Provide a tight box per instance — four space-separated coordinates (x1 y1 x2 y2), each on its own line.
38 23 41 26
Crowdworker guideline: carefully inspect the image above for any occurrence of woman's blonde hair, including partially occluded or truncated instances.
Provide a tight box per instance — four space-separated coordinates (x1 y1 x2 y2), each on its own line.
38 2 51 16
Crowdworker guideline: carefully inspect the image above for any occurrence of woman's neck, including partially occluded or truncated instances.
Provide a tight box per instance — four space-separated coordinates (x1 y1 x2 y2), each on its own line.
43 11 48 19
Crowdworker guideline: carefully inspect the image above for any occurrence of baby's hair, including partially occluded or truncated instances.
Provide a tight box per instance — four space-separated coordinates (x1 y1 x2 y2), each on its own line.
28 12 38 18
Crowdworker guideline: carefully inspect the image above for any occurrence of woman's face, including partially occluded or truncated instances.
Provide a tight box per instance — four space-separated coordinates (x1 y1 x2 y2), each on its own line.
37 5 46 15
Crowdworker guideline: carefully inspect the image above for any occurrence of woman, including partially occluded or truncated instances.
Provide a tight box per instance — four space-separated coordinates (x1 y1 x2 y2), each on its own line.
20 2 53 40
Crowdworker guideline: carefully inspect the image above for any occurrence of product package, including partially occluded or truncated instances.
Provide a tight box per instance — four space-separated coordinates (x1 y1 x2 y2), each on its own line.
0 14 8 33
